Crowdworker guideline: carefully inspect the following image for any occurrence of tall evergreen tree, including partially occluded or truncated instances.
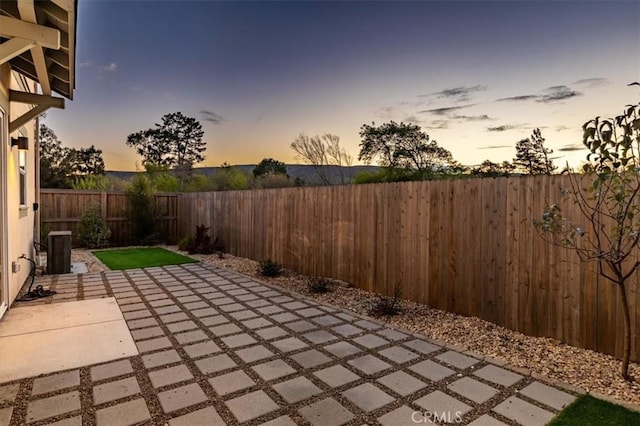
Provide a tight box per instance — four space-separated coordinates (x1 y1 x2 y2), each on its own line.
513 128 556 174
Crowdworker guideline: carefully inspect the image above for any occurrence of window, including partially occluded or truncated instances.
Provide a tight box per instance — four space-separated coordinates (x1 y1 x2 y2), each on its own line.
19 149 26 207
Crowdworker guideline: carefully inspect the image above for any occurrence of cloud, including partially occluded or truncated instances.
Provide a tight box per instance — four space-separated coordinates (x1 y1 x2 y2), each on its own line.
375 106 395 120
558 144 584 152
201 110 225 124
78 61 92 68
421 85 487 102
99 62 118 72
486 124 525 132
479 145 511 149
429 120 450 129
452 114 492 121
573 78 608 87
497 94 539 102
496 85 582 103
539 85 582 103
403 115 423 123
556 125 571 132
419 104 476 116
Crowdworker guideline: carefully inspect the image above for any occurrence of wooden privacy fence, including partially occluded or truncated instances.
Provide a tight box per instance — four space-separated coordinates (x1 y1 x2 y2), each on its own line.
179 175 640 362
40 189 179 246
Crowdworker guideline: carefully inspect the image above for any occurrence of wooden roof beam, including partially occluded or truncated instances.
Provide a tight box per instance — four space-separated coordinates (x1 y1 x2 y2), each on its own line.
0 37 35 65
0 15 60 49
9 90 65 133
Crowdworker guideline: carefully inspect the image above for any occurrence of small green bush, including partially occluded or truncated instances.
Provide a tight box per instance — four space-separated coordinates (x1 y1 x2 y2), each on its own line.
258 259 283 277
76 203 111 248
369 282 402 318
178 225 226 257
307 276 332 294
178 235 194 252
190 225 214 254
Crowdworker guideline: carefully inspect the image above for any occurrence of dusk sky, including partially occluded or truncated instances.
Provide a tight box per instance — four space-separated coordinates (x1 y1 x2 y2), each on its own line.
44 1 640 171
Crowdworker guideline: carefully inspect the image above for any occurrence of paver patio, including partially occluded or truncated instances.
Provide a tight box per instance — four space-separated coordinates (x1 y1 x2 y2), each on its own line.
0 263 578 425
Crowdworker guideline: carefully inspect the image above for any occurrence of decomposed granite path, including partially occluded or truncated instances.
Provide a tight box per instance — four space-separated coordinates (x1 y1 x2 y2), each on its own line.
0 263 578 425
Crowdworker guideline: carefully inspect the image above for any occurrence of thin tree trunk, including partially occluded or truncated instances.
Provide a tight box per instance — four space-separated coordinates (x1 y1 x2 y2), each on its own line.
618 281 632 381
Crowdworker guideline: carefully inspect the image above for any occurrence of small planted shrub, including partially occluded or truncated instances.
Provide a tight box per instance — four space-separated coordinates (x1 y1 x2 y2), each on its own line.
76 203 111 248
183 225 214 254
258 259 283 277
369 282 402 318
307 276 332 294
178 235 194 252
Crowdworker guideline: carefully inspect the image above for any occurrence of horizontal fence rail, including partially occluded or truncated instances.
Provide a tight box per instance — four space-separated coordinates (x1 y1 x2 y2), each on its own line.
178 176 640 362
40 189 179 246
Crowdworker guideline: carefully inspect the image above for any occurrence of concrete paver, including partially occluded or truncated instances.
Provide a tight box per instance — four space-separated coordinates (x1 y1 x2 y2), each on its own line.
95 398 151 426
435 350 480 369
474 364 524 387
299 397 354 426
92 376 141 404
91 360 133 382
32 370 79 395
342 383 395 412
168 406 225 426
377 371 427 396
208 370 255 395
148 364 193 388
272 376 322 403
26 391 80 422
225 390 279 422
252 359 296 381
414 390 473 419
314 364 361 388
290 349 332 368
0 384 19 404
377 405 418 426
157 383 208 413
141 349 182 369
348 354 392 375
410 359 455 381
519 381 576 410
493 396 555 426
448 377 499 404
195 354 237 374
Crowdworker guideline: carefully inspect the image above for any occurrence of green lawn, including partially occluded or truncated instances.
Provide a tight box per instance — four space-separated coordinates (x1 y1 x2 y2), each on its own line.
93 247 198 270
549 395 640 426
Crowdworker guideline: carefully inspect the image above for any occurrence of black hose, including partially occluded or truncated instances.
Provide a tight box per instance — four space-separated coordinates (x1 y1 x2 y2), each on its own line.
16 254 56 302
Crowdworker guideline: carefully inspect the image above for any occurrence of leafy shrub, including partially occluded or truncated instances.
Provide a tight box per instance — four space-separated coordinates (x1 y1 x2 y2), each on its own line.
72 175 111 190
368 283 402 318
178 235 194 252
258 259 283 277
76 203 111 248
307 276 332 293
126 174 159 245
183 225 214 254
179 225 226 257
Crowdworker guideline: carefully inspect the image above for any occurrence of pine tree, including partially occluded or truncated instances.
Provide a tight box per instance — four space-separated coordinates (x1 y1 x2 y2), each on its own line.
513 128 556 174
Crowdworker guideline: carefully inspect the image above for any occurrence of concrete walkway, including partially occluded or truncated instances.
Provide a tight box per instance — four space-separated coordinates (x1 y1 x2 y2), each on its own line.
0 263 577 425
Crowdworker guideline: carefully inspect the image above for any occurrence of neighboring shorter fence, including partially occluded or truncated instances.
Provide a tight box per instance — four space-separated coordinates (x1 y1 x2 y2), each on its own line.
40 189 179 246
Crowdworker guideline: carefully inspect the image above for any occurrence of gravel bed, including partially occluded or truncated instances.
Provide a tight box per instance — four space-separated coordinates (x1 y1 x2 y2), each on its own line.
71 247 640 407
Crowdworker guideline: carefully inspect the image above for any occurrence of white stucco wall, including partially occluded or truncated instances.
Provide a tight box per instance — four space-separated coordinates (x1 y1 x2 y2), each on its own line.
0 64 39 307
